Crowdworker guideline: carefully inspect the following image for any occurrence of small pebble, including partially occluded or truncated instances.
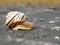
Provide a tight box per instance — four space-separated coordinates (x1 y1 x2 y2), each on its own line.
49 21 56 24
33 18 38 23
6 35 12 41
51 26 60 31
38 18 44 22
54 36 59 40
15 38 24 42
33 18 44 23
54 17 59 20
42 9 54 12
56 29 60 31
42 26 47 28
8 30 12 33
34 18 37 21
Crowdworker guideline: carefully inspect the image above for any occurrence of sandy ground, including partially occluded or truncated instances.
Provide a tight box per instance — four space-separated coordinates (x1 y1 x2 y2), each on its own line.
0 5 60 45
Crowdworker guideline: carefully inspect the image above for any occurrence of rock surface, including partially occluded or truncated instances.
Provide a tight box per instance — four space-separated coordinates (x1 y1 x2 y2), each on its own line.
0 5 60 45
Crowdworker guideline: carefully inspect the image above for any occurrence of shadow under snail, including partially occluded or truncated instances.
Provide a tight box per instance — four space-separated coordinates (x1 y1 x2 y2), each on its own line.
5 11 34 30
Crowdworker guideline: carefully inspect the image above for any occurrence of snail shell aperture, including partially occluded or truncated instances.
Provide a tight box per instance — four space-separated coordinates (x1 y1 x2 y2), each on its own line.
5 11 33 30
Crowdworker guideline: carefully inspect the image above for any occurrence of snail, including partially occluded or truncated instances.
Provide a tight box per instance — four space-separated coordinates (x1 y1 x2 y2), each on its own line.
5 11 33 30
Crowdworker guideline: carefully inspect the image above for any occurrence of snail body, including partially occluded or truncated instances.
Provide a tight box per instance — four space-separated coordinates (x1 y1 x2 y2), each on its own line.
5 11 33 30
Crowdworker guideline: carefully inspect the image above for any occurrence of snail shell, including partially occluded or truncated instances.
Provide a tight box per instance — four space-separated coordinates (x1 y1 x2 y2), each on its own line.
5 11 33 30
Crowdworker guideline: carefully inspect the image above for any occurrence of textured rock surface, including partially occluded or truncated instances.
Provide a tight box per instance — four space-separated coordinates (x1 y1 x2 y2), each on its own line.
0 5 60 45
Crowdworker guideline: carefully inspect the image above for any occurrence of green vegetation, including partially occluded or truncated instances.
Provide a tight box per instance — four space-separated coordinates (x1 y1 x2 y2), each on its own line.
0 0 60 6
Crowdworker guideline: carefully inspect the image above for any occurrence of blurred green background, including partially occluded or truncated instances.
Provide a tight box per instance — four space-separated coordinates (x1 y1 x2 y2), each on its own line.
0 0 60 6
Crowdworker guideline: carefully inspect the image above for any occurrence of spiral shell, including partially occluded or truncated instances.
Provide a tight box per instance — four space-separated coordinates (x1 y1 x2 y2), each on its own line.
5 11 33 30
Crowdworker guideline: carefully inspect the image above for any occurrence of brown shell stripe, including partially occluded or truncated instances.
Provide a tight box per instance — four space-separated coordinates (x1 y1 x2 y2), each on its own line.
6 12 19 26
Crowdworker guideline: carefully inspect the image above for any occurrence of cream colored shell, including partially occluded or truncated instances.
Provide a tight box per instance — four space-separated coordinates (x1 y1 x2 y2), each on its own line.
5 11 33 30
